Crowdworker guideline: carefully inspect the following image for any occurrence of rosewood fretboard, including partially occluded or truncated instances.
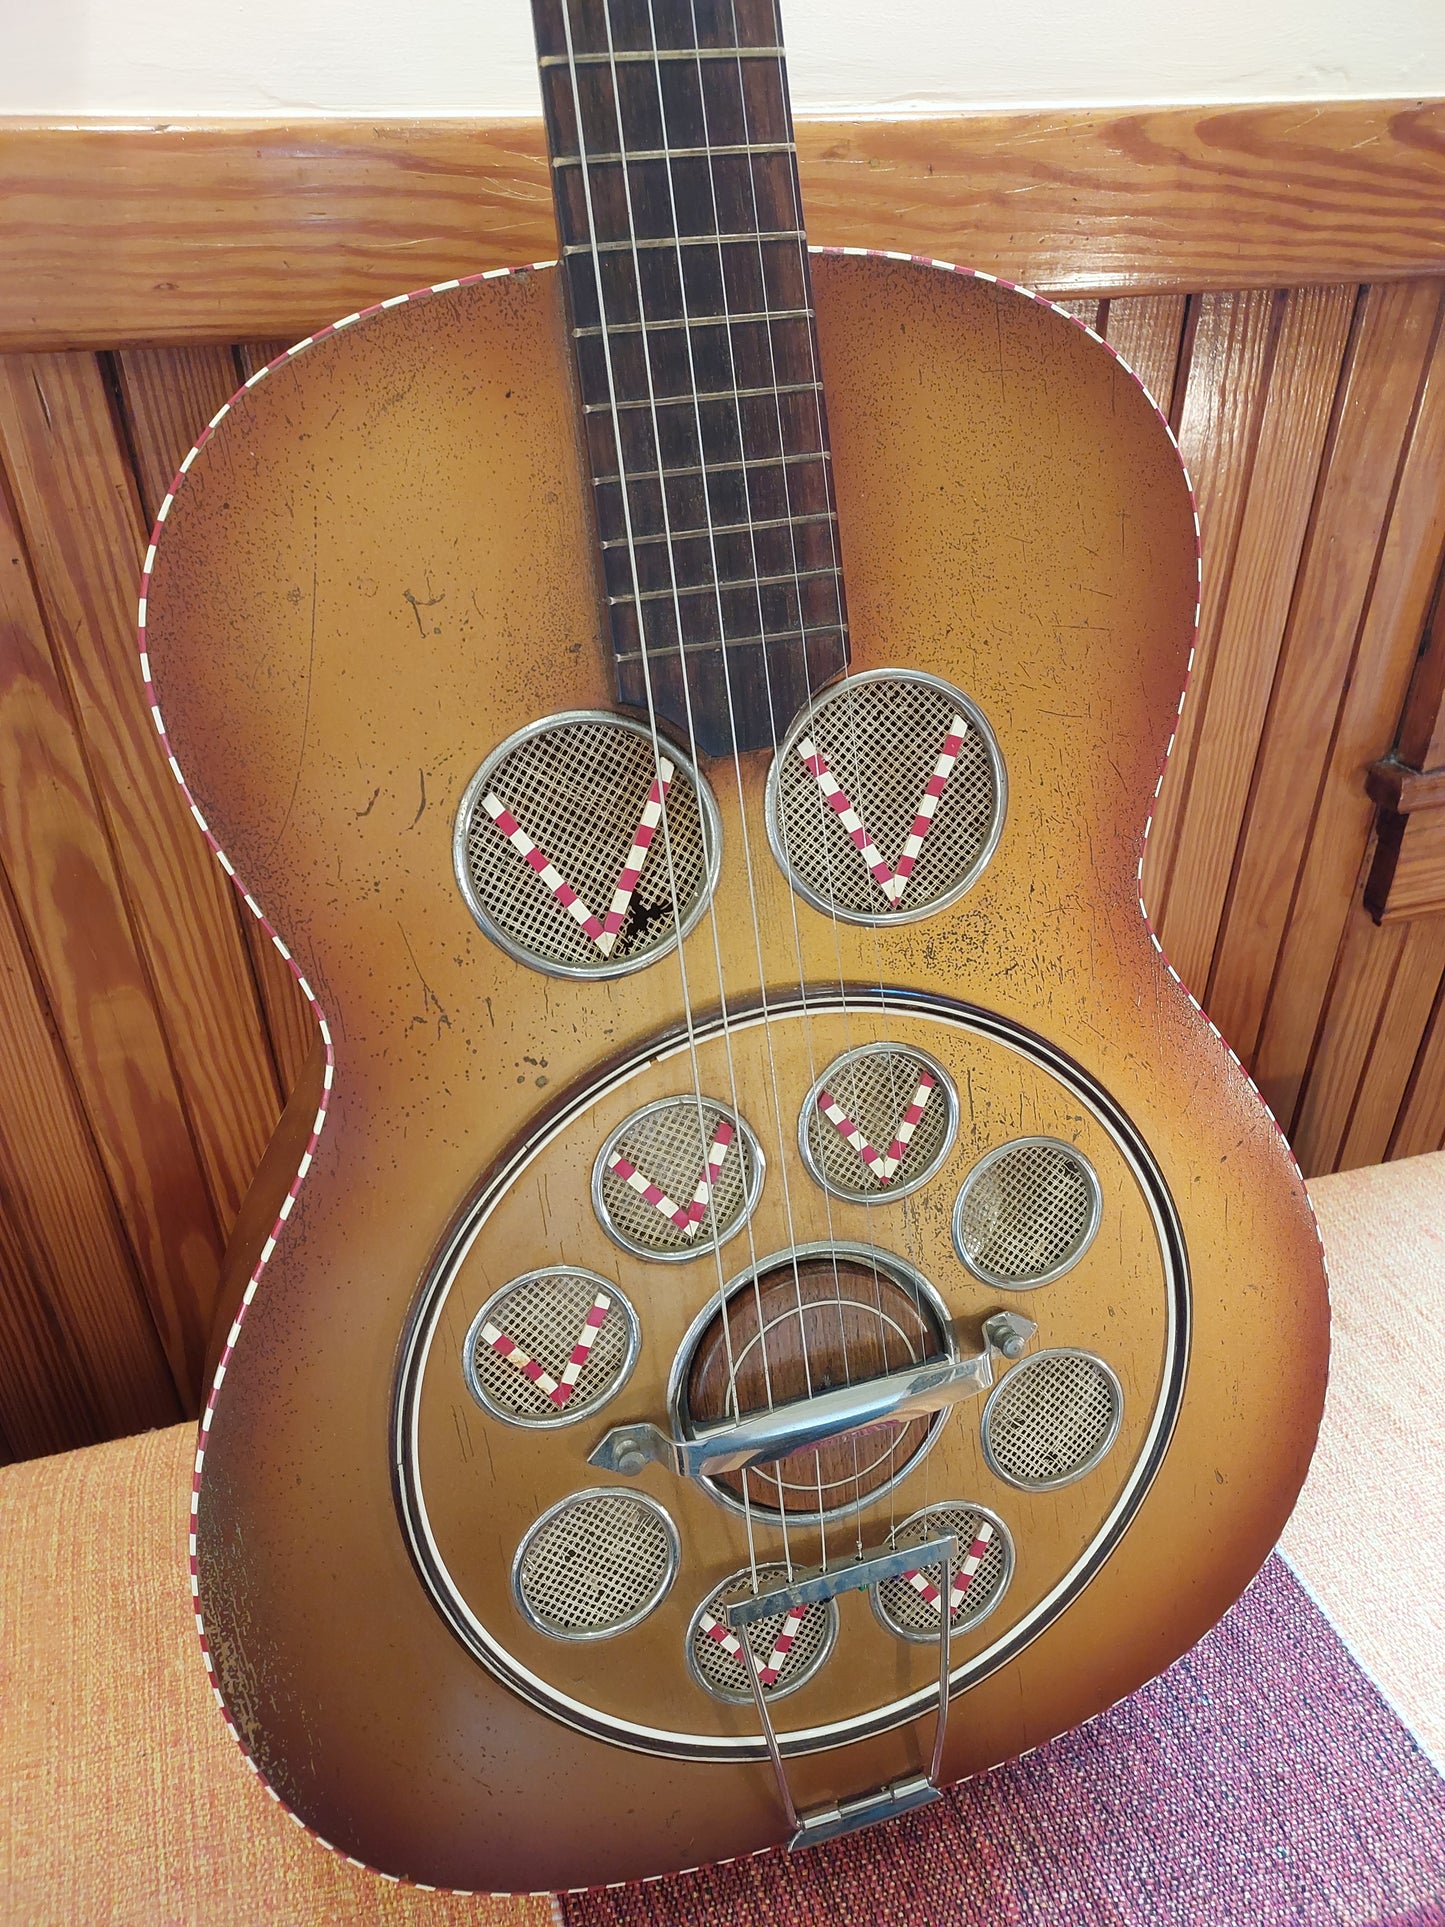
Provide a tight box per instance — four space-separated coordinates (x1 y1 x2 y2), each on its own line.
532 0 849 755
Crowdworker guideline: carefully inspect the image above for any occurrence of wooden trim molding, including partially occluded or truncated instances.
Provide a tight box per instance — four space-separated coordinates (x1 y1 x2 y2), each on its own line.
2 100 1444 349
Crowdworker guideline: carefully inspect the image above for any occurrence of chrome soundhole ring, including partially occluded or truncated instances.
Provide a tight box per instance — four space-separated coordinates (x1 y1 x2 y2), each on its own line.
952 1136 1103 1289
511 1489 680 1640
462 1268 640 1429
981 1349 1124 1490
870 1502 1016 1643
798 1042 958 1203
592 1096 765 1262
764 667 1006 927
686 1565 839 1704
454 710 722 980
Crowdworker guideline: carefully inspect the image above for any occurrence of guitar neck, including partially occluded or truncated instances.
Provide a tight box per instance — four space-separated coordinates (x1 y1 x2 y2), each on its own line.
532 0 850 755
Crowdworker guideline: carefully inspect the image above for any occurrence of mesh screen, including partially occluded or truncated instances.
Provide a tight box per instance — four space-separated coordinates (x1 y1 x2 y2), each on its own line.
803 1046 953 1200
872 1504 1013 1640
598 1099 759 1256
983 1351 1121 1488
956 1141 1097 1284
689 1565 836 1702
515 1492 676 1637
461 718 710 971
468 1270 633 1424
772 674 1000 920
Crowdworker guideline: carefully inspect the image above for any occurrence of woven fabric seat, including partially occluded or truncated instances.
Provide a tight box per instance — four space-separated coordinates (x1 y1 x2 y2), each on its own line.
2 1154 1442 1925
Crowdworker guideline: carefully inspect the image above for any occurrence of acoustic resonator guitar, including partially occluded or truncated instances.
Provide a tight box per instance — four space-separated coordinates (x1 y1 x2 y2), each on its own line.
142 0 1329 1893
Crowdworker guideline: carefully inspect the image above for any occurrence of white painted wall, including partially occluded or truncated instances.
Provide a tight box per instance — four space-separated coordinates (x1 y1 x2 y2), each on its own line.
7 0 1443 118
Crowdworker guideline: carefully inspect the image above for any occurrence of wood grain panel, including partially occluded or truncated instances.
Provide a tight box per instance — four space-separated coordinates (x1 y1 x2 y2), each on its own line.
1101 294 1188 419
0 353 282 1229
0 505 185 1439
117 345 313 1094
1336 918 1445 1169
0 1189 94 1457
1390 973 1445 1156
2 103 1444 348
1246 294 1445 1127
1144 288 1276 943
1401 573 1445 769
1369 806 1445 922
1158 286 1356 997
0 855 181 1453
1206 282 1444 1093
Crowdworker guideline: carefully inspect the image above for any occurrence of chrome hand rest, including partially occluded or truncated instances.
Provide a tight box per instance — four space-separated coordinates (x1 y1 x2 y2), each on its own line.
588 1310 1035 1481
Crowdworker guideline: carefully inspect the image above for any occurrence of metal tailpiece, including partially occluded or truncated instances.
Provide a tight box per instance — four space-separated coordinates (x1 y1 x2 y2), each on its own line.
724 1534 962 1849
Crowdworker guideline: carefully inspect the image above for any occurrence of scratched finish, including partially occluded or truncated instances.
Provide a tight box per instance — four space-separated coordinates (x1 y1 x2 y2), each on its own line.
143 256 1329 1891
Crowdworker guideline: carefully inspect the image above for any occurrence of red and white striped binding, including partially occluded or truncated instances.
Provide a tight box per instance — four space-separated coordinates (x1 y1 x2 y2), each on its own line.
816 1071 935 1183
901 1519 995 1619
699 1603 808 1689
480 1288 612 1409
131 251 1293 1901
796 712 967 908
482 756 673 957
606 1115 735 1237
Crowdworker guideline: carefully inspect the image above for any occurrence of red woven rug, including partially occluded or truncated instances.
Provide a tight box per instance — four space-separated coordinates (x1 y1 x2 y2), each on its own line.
559 1557 1445 1927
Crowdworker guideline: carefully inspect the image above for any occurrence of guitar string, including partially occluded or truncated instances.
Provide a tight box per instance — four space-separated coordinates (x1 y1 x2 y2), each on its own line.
676 0 865 1557
557 0 778 1590
591 0 822 1587
725 0 910 1546
610 0 853 1575
754 4 943 1541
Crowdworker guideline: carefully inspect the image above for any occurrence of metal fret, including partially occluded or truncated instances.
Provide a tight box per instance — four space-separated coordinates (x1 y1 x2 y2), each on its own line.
600 511 837 549
615 622 848 665
610 565 842 607
563 231 806 255
554 141 795 169
532 0 850 750
573 308 813 339
592 450 832 486
540 48 785 65
584 381 822 414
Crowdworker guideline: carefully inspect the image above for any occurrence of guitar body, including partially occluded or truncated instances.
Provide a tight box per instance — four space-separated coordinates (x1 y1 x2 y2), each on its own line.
145 253 1328 1892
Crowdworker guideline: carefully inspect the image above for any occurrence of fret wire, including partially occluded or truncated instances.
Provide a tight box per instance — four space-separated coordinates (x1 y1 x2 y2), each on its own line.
600 510 836 548
540 47 785 65
592 449 831 485
615 623 848 664
573 307 813 338
563 231 805 254
584 380 822 412
553 140 794 169
610 563 841 606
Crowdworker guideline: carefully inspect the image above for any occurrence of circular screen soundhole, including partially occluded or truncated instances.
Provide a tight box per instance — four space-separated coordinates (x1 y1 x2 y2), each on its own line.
800 1043 957 1202
512 1490 679 1640
981 1349 1123 1489
765 668 1005 925
593 1097 764 1261
463 1268 639 1427
687 1564 838 1703
953 1137 1102 1288
454 711 720 978
871 1503 1015 1642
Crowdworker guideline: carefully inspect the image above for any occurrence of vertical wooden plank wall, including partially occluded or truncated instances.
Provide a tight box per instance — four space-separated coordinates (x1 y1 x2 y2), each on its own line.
1 286 1442 1460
